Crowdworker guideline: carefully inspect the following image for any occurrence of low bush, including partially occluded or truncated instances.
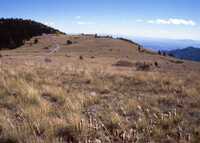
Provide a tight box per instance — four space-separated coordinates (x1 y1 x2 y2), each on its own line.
34 38 38 44
79 56 83 60
66 40 73 45
136 62 151 71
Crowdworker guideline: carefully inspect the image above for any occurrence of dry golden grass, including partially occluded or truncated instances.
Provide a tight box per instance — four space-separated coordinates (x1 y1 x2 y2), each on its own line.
0 58 200 143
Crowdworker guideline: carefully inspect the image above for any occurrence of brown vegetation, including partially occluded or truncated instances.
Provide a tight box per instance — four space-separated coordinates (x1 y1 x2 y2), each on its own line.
0 34 200 143
66 40 73 45
135 62 151 71
0 59 200 143
114 60 134 67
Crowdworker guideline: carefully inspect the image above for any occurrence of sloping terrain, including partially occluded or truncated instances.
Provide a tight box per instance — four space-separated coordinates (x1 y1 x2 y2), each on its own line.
0 18 63 50
0 34 200 143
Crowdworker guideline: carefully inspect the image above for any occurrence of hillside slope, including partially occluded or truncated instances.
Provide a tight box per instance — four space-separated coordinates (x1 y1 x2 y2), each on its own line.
0 18 63 50
0 34 200 143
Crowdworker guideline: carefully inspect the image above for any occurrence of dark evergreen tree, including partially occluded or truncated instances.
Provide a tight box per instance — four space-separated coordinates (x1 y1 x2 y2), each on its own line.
0 18 64 50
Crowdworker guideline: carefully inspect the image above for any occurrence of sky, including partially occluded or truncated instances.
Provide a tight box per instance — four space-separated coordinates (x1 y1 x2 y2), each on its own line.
1 0 200 40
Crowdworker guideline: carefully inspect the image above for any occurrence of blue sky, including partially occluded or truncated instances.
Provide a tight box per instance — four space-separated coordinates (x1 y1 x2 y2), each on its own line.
1 0 200 40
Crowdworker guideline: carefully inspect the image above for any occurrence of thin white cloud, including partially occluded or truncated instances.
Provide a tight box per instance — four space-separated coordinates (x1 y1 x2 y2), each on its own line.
147 18 196 26
75 16 81 19
77 21 95 25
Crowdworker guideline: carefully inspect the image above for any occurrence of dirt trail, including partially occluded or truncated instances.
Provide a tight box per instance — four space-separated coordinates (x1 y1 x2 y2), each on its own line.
44 34 61 55
48 44 61 55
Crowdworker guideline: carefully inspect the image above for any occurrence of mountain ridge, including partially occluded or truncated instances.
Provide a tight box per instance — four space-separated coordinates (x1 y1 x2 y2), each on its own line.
0 18 64 50
130 36 200 51
167 46 200 62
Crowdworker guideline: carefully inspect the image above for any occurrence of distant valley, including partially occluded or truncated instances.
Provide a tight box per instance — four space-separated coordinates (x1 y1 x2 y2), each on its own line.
127 36 200 62
131 36 200 51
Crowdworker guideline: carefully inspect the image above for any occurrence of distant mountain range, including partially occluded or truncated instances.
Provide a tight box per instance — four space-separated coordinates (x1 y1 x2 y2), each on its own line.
126 36 200 62
0 18 64 49
166 47 200 62
130 36 200 51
